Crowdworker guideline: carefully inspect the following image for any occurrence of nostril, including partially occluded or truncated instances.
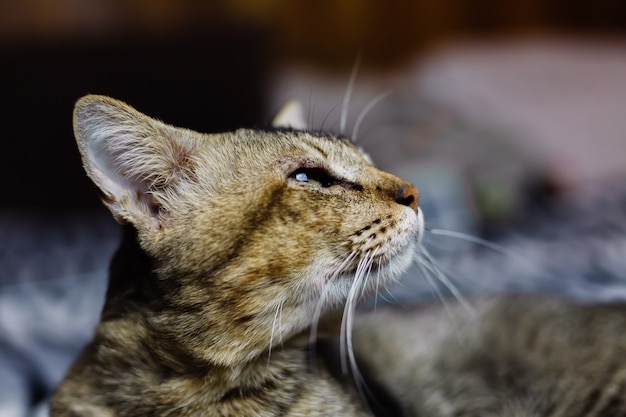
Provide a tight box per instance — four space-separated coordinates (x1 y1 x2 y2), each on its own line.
397 184 420 211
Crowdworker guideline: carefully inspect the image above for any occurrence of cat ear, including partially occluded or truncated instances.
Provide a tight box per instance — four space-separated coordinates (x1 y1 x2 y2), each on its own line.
73 95 193 231
271 100 307 130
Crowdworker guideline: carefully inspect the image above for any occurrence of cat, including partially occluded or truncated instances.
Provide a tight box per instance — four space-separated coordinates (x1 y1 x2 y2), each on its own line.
50 95 422 416
354 296 626 416
51 95 626 417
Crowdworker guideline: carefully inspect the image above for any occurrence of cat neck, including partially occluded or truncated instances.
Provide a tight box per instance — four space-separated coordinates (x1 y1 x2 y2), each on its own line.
100 225 322 366
65 319 367 416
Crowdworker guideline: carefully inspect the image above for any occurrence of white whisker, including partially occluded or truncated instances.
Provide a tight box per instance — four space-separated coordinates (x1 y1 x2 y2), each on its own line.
380 290 402 305
358 247 378 299
351 92 390 143
425 228 514 257
415 257 466 343
336 249 361 278
419 247 475 314
340 251 370 374
277 301 284 348
346 250 380 412
415 257 449 307
307 87 315 131
340 56 361 135
373 263 382 310
309 250 359 348
308 282 333 351
267 300 284 364
307 249 359 375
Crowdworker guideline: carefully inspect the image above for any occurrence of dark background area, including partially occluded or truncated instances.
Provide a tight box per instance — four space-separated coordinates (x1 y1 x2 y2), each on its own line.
1 30 267 210
0 0 624 211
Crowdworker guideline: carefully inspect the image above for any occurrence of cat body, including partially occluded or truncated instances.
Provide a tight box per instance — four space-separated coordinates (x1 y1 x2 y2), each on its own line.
355 295 626 416
51 96 421 416
51 95 626 417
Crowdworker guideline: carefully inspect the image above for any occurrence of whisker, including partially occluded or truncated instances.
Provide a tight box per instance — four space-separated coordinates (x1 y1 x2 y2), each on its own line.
340 251 371 374
373 264 382 310
267 299 284 364
419 247 475 314
306 280 334 375
309 283 332 347
319 102 341 134
337 249 361 277
309 250 359 347
346 264 366 373
358 247 378 299
339 55 361 135
307 87 314 131
425 227 514 257
312 247 381 411
277 301 285 348
426 227 540 276
414 258 450 308
345 250 384 414
307 249 359 374
415 257 466 343
339 261 360 372
351 91 390 143
380 289 403 305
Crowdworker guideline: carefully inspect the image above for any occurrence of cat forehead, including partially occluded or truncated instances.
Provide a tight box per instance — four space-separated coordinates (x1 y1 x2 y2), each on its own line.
225 128 370 164
181 127 374 183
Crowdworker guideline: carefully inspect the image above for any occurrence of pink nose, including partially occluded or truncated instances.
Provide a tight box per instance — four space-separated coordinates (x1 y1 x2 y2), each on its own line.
398 184 419 211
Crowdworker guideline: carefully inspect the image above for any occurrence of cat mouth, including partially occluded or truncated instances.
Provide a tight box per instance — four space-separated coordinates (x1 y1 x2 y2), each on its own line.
344 239 416 276
345 209 423 271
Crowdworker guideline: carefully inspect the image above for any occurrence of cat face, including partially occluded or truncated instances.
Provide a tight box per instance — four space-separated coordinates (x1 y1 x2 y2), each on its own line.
74 95 422 365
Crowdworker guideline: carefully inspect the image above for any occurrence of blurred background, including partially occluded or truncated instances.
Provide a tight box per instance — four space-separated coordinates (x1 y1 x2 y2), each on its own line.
1 1 626 416
1 0 625 210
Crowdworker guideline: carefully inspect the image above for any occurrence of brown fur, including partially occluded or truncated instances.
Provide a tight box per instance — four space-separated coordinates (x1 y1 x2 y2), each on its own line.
354 296 626 416
51 95 421 416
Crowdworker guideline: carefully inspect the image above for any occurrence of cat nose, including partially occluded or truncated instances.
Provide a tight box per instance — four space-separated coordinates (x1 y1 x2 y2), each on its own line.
396 184 420 211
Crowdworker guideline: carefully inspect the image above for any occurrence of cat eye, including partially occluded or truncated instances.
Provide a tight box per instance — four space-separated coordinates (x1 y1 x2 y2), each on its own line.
290 167 337 188
294 172 309 182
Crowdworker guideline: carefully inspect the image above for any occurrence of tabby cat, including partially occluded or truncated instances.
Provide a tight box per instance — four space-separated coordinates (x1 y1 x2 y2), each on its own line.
52 95 626 417
51 95 421 416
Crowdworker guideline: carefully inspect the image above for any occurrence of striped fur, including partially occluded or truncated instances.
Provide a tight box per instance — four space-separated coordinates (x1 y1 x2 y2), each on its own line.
51 95 421 416
354 296 626 417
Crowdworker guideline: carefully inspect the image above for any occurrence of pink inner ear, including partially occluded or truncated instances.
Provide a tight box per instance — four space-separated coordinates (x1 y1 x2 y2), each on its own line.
78 116 168 230
86 145 163 230
86 132 148 195
74 96 199 231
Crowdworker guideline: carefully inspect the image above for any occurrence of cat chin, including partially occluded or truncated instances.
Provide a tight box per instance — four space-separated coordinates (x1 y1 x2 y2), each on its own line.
381 240 417 281
347 242 417 297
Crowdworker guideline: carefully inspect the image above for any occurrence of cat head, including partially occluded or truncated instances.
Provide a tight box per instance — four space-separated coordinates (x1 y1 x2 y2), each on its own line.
74 95 422 365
